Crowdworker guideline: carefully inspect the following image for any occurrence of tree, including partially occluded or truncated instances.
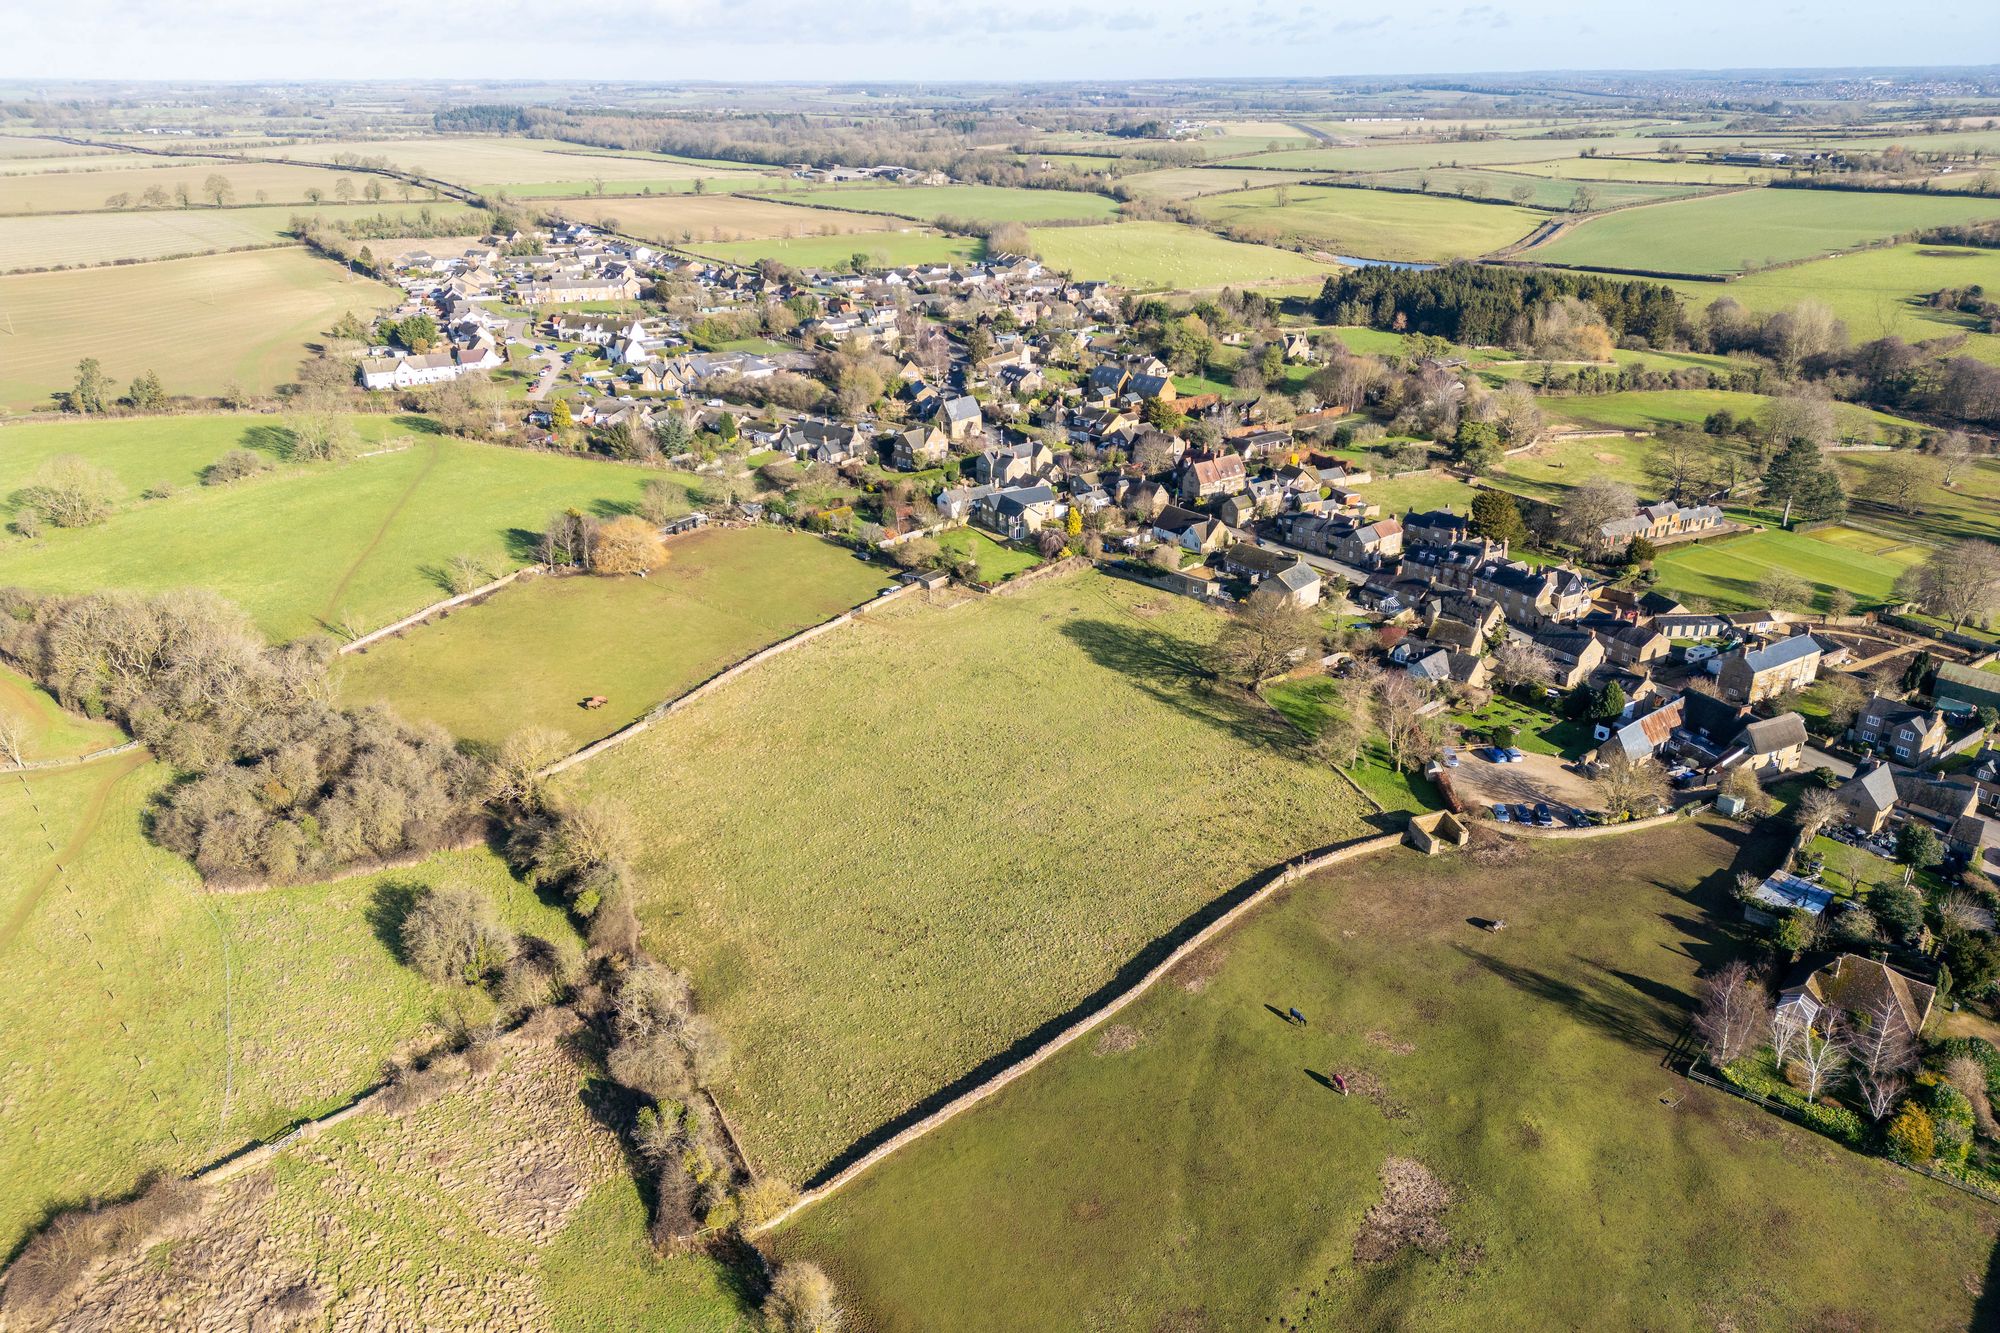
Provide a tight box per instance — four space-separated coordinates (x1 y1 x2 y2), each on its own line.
1452 419 1503 474
763 1261 842 1333
333 177 354 202
1761 436 1846 526
67 357 112 415
1491 380 1543 446
1934 430 1974 488
1693 960 1763 1067
1468 489 1527 547
1862 451 1938 515
399 881 516 986
0 712 23 768
1885 1102 1936 1164
653 411 695 458
125 369 165 412
1558 475 1636 552
1510 182 1534 205
1825 587 1856 620
1767 1004 1806 1070
16 454 124 527
591 517 669 576
1898 540 2000 633
1208 596 1318 686
201 173 234 206
1794 1014 1847 1101
1644 430 1711 502
1793 787 1840 844
1570 185 1599 213
1595 752 1666 818
1848 998 1918 1121
1754 569 1812 612
1592 680 1627 722
1894 822 1941 870
1489 637 1556 694
1721 764 1773 817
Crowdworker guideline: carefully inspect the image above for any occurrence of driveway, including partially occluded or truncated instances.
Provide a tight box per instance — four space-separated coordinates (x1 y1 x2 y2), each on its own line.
1801 746 1855 779
1446 748 1603 814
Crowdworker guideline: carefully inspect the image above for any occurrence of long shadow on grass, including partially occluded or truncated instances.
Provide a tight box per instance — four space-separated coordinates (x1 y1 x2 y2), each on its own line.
363 877 425 965
1453 945 1682 1051
798 828 1397 1191
1059 617 1295 752
1972 1241 2000 1332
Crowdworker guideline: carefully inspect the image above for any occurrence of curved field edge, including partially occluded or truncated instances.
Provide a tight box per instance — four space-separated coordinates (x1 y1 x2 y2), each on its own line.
557 572 1377 1180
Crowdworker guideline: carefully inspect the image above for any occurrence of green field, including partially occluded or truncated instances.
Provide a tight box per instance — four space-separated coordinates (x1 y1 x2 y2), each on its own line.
1349 167 1708 210
1115 167 1326 200
242 136 765 188
1192 185 1541 262
0 411 404 499
0 202 467 271
1025 220 1336 290
0 751 577 1256
339 527 892 749
1220 137 1633 173
1526 188 2000 275
1668 243 2000 365
754 183 1120 225
0 431 675 641
1544 388 1922 442
0 248 398 412
0 661 124 762
692 229 981 270
933 526 1041 582
1651 524 1927 612
559 572 1375 1180
1348 468 1477 516
564 193 906 244
1507 157 1780 184
770 819 1994 1331
1836 450 2000 545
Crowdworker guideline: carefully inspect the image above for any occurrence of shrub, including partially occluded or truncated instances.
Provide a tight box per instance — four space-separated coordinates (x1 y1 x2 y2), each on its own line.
399 881 516 986
13 454 124 527
764 1261 843 1333
591 515 669 576
737 1176 800 1228
202 448 269 486
1885 1103 1937 1164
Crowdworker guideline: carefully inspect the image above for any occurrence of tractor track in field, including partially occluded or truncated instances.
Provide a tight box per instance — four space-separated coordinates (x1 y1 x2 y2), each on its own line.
0 747 147 959
317 436 441 632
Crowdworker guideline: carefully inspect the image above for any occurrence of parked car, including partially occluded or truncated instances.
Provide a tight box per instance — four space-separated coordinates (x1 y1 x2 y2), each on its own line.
1564 807 1590 828
1533 803 1556 827
1492 804 1511 822
1512 803 1536 823
1442 747 1461 768
1503 747 1526 764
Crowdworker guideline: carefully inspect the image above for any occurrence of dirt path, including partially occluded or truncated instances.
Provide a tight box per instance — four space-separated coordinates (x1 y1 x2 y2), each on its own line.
317 437 441 631
0 747 148 959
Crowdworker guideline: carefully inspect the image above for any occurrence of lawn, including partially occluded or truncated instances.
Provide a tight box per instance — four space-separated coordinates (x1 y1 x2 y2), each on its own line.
691 230 981 270
338 527 893 749
755 183 1119 225
933 526 1041 582
558 572 1376 1181
560 193 907 244
1526 188 2000 275
769 819 1996 1331
1261 675 1442 813
0 161 390 214
1026 220 1337 290
0 432 677 642
1650 524 1927 613
1349 468 1477 516
1192 185 1541 262
1837 450 2000 545
1667 243 2000 366
0 661 124 762
0 752 579 1257
0 202 467 271
0 248 398 412
1450 695 1597 759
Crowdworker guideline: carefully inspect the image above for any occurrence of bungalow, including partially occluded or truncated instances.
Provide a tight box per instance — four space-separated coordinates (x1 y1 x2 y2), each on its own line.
1717 633 1821 704
356 345 499 390
1742 871 1834 928
1777 954 1935 1039
1653 611 1733 640
1854 695 1951 765
1596 500 1727 549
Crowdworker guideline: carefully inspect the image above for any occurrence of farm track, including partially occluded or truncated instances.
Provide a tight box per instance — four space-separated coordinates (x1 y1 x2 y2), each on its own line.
0 746 147 959
316 437 441 629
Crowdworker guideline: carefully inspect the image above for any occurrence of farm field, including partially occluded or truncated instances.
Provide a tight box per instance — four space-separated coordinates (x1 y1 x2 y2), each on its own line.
0 160 375 214
0 433 673 641
1491 431 1687 504
693 229 980 270
558 193 906 244
1349 166 1708 210
1525 187 2000 275
1193 184 1542 261
1116 166 1325 199
479 178 713 199
1650 524 1927 612
1219 137 1632 173
0 152 164 176
0 248 397 411
0 201 470 271
1506 156 1779 184
339 527 892 749
754 183 1120 224
0 661 124 762
0 138 122 161
770 819 1995 1332
558 572 1376 1181
40 1033 752 1330
240 136 762 187
1543 388 1923 442
1667 243 2000 365
0 752 577 1257
1025 220 1336 289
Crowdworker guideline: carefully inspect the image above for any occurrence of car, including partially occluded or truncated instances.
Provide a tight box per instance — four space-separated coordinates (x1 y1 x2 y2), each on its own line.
1481 746 1506 763
1533 803 1556 827
1492 804 1510 822
1442 748 1460 768
1564 807 1590 828
1504 747 1526 764
1512 803 1536 823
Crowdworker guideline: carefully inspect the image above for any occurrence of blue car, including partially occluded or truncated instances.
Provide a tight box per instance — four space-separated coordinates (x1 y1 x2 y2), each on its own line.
1512 803 1536 823
1483 746 1507 763
1492 804 1510 822
1533 803 1556 827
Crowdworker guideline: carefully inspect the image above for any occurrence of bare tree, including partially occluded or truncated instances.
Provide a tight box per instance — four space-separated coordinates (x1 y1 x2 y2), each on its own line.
1767 1004 1805 1069
1755 569 1812 612
1558 475 1637 552
1933 430 1974 489
1862 451 1938 514
1898 539 2000 633
1847 998 1917 1121
0 712 24 767
1207 596 1319 686
1490 638 1556 695
1694 960 1763 1067
1595 753 1668 818
1374 671 1432 774
1793 787 1840 844
1795 1014 1847 1101
1645 430 1709 502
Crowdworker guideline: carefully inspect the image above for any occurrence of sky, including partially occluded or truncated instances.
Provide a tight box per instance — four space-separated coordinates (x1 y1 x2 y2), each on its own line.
6 0 1996 83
